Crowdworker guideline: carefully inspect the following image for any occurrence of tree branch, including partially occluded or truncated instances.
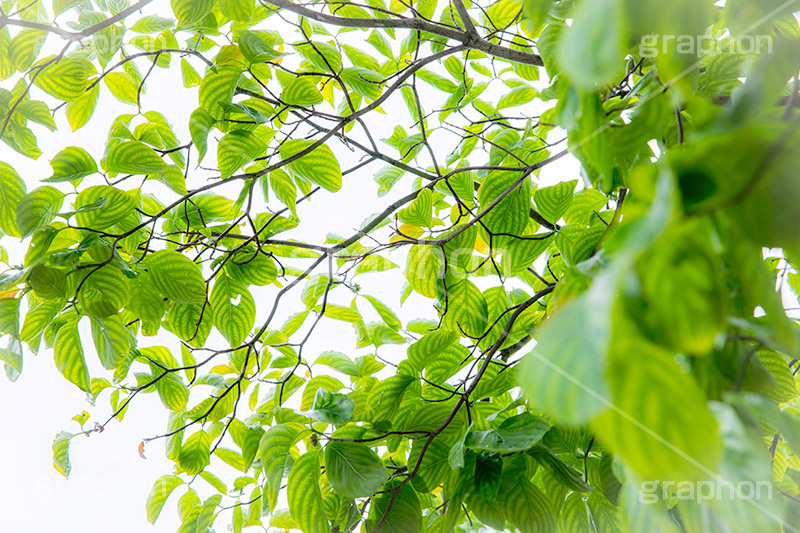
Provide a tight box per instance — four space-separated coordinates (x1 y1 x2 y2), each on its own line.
260 0 543 66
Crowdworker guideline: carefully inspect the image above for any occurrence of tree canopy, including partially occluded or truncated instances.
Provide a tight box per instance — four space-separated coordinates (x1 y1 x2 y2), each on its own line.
2 0 800 531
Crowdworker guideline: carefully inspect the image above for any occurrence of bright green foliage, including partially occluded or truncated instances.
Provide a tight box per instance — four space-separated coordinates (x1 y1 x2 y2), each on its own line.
325 441 388 498
2 0 800 532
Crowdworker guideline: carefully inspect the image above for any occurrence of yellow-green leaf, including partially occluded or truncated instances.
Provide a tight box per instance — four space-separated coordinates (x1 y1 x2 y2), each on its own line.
210 275 255 346
281 76 323 107
77 266 130 318
178 429 211 475
405 245 443 299
32 57 90 101
217 130 266 178
199 66 242 119
65 85 99 131
52 431 72 478
45 146 98 183
54 320 91 392
102 141 168 174
146 250 207 305
104 72 140 104
0 162 27 237
279 139 342 192
171 0 214 27
324 441 388 498
287 450 329 533
16 186 64 237
74 185 135 229
146 475 184 524
534 179 577 224
8 29 47 72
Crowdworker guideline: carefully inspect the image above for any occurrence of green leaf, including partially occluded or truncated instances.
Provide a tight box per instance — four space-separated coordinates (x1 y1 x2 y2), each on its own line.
398 188 433 226
217 130 266 178
366 480 422 533
279 139 342 192
523 0 554 32
269 168 297 217
131 15 176 34
21 299 62 352
405 245 443 299
146 250 207 305
474 454 503 499
467 492 506 530
170 0 214 27
465 412 550 453
90 314 135 371
210 275 255 346
260 423 303 512
362 295 401 330
758 348 797 403
189 107 215 163
726 393 800 463
180 58 201 88
528 446 592 492
288 450 329 533
54 320 91 393
593 338 721 481
518 275 614 426
504 478 557 533
45 146 98 182
32 57 89 101
73 185 134 229
307 388 354 425
28 264 67 300
367 373 417 424
407 329 457 371
17 99 56 130
478 170 531 247
558 492 595 533
66 86 99 131
316 303 361 323
77 266 130 318
238 31 285 64
296 40 342 72
146 475 184 524
16 186 64 237
225 248 278 287
534 180 577 224
52 431 72 478
340 67 383 100
313 351 359 376
497 86 537 109
178 430 211 475
167 302 212 347
0 162 27 237
195 494 222 531
102 141 168 174
355 255 399 275
555 225 606 266
219 0 253 21
8 29 47 72
558 0 625 89
325 441 388 498
199 66 242 119
301 274 330 309
104 72 139 104
440 279 488 338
